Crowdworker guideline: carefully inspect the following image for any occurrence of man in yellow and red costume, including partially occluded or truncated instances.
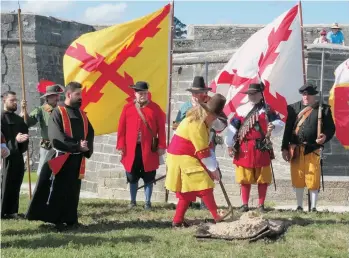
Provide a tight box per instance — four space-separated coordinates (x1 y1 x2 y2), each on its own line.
165 94 228 227
225 83 284 212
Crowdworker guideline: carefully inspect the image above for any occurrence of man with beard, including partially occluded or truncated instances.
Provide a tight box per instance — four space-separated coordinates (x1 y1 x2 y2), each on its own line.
1 91 29 219
225 83 284 212
26 82 94 231
20 84 64 176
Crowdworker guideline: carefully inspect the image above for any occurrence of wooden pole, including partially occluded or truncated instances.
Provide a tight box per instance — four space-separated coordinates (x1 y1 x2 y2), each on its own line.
298 1 307 84
165 0 175 203
299 1 311 211
18 8 32 199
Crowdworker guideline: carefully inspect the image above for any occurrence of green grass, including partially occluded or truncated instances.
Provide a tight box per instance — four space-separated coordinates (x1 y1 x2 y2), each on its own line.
22 172 38 183
1 195 349 258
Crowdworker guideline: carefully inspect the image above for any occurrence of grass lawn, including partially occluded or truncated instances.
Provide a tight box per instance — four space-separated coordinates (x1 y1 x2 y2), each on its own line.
22 172 38 183
1 195 349 258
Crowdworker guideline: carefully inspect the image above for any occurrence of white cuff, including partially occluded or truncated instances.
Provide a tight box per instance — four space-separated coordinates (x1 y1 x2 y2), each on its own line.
1 143 10 158
201 149 218 172
271 120 285 137
225 124 237 147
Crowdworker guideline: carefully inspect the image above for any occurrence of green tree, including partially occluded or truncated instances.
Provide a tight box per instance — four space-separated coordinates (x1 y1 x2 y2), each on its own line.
174 16 187 39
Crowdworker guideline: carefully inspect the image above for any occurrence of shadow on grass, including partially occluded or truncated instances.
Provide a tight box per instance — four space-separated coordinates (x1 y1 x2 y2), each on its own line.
2 219 172 236
79 201 176 218
1 234 153 249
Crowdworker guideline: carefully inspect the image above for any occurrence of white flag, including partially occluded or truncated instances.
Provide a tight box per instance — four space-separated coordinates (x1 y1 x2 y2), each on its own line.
210 4 303 121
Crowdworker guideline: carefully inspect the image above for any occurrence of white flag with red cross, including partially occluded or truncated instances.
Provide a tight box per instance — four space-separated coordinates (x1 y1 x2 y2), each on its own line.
210 4 304 121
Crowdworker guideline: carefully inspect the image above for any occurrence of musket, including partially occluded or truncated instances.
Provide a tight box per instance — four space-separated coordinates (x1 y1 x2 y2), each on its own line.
137 174 166 190
260 85 277 191
318 49 325 192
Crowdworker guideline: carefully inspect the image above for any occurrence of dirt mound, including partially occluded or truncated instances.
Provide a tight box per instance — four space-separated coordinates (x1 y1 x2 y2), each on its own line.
195 211 286 242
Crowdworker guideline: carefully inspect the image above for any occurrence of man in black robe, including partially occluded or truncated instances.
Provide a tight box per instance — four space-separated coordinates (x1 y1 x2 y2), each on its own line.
1 91 29 219
26 82 94 231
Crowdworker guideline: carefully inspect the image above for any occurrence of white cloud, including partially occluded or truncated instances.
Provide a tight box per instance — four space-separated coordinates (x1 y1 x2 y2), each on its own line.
1 0 73 15
22 0 72 15
82 3 127 25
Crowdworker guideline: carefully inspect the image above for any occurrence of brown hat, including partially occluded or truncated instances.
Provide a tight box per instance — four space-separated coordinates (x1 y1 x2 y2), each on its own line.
199 93 227 120
40 84 64 98
186 76 212 93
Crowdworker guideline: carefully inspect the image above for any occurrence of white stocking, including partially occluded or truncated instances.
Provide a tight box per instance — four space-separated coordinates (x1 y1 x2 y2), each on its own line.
309 190 318 209
295 188 304 207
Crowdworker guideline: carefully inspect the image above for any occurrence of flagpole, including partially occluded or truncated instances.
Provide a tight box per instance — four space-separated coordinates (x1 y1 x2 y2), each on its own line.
299 1 307 84
165 0 175 203
18 6 32 199
299 1 312 211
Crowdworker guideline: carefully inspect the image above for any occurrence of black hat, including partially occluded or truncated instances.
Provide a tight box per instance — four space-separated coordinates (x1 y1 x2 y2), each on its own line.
199 93 228 120
130 81 149 92
241 83 265 94
186 76 212 93
299 83 318 95
40 84 64 98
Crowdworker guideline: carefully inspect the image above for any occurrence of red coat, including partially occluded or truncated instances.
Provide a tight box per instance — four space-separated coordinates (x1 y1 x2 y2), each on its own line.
233 112 270 168
116 101 166 172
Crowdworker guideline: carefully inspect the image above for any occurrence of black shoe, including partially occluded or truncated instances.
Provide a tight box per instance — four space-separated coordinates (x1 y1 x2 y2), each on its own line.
54 223 66 232
258 204 266 213
66 222 84 230
311 208 317 212
144 202 152 210
3 213 23 220
296 206 303 212
172 221 190 228
239 204 249 212
200 202 207 210
128 201 136 209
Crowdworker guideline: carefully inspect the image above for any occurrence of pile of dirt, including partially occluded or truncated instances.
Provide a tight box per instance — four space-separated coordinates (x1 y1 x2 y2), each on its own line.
195 211 286 242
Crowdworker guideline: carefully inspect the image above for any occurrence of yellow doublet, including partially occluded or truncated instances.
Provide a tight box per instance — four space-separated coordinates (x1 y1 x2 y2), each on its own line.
235 166 272 184
165 118 215 193
291 146 320 190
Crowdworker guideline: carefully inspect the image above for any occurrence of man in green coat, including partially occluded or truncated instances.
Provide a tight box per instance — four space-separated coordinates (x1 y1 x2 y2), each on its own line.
20 84 64 175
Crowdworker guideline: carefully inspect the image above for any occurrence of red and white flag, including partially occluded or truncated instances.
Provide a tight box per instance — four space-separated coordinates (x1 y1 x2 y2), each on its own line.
210 4 303 121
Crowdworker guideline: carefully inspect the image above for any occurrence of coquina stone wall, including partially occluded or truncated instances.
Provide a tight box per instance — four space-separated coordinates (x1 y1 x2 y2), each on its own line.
1 13 348 205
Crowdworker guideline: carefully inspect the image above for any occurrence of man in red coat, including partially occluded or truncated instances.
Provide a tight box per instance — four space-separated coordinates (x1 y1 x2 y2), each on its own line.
116 81 166 209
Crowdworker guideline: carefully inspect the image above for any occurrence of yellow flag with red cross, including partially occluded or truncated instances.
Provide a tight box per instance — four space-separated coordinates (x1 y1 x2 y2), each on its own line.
63 4 172 135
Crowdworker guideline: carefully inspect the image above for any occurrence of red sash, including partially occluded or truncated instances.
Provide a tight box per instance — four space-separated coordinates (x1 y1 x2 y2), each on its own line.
48 106 88 179
168 134 214 180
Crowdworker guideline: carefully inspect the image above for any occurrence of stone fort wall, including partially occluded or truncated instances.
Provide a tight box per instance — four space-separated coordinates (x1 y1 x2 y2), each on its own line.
1 13 349 206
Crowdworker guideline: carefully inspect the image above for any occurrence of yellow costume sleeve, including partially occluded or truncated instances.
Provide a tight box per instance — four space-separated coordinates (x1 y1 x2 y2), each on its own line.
188 120 210 159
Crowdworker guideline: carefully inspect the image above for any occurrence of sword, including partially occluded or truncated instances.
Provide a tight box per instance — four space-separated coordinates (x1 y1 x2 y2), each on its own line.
319 146 325 191
270 158 276 191
137 174 166 190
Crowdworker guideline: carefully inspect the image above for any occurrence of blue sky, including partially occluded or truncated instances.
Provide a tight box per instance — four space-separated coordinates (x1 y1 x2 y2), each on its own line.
1 1 348 26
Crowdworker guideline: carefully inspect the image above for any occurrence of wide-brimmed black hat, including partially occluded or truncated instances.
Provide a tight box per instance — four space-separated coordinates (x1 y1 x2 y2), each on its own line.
241 83 265 94
40 84 64 98
299 83 319 95
130 81 149 92
199 93 227 120
186 76 212 93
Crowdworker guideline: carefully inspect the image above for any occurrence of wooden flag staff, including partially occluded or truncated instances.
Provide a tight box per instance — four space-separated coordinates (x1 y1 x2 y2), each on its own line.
17 6 32 199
